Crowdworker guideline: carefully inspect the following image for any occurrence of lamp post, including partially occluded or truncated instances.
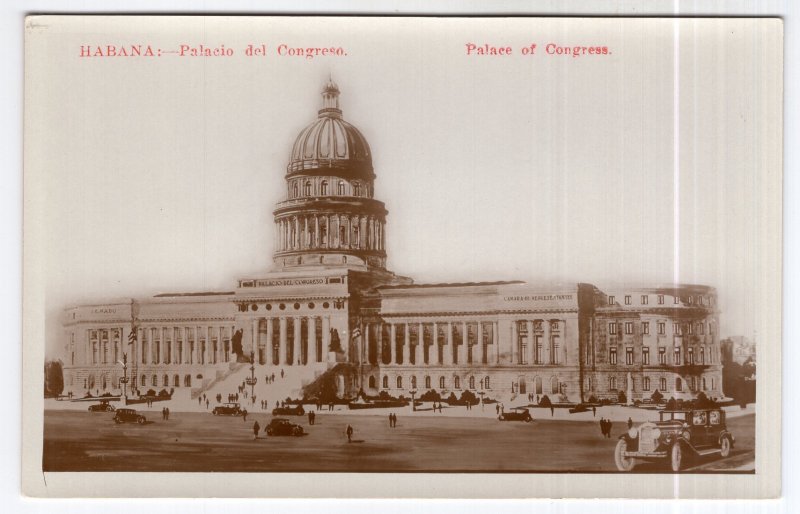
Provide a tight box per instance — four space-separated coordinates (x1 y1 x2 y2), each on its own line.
118 352 129 405
246 351 258 399
478 390 485 411
410 389 417 412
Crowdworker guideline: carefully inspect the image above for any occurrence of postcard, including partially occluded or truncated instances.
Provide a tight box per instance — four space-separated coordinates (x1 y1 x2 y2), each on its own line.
23 15 782 498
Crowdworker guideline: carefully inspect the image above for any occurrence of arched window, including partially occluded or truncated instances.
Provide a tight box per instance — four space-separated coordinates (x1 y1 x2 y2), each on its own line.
337 181 346 195
469 376 475 389
152 374 158 387
551 376 559 394
353 226 360 247
382 375 389 389
174 374 180 387
163 374 169 388
396 376 403 389
368 376 376 389
702 377 707 390
304 180 312 196
485 376 491 389
353 182 361 196
320 180 328 195
660 377 667 391
454 376 461 389
676 377 683 391
425 376 431 389
292 182 298 198
184 374 192 387
535 376 542 394
411 376 417 389
439 376 446 389
141 374 147 387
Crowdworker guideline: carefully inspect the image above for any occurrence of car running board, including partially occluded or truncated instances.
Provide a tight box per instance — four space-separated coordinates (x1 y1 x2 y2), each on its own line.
695 448 722 457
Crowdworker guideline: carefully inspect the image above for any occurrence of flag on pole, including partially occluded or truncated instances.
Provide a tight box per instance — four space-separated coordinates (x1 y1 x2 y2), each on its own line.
128 326 137 344
351 327 361 339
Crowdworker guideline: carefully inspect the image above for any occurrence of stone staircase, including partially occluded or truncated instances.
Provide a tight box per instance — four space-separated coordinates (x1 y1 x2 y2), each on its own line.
197 363 317 411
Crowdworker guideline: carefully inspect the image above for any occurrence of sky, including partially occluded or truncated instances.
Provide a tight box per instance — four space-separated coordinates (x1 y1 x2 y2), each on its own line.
27 17 782 358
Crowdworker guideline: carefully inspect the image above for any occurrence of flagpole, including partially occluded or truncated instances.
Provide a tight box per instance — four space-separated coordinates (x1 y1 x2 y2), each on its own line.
129 298 138 400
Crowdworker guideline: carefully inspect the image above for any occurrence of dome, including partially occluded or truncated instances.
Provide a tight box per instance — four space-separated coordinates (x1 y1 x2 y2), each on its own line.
288 80 372 172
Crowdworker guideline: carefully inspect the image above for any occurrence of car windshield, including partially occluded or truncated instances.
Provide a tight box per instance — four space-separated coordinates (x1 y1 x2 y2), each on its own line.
693 411 707 425
709 411 721 424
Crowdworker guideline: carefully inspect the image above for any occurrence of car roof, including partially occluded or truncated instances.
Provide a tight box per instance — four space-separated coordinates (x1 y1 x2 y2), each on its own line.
272 418 289 422
118 408 136 412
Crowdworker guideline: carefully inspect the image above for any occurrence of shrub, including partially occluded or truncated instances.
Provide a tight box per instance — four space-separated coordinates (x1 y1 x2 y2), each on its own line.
666 397 678 410
587 394 599 404
539 395 552 408
651 389 664 404
158 389 170 397
419 389 441 402
617 390 627 404
459 390 478 405
146 389 156 397
445 392 458 405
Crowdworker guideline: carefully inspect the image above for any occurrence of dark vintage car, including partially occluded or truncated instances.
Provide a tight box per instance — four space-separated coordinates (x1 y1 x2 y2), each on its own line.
615 408 735 472
272 404 305 416
265 418 304 437
88 401 115 412
212 402 245 416
498 408 533 422
113 408 147 424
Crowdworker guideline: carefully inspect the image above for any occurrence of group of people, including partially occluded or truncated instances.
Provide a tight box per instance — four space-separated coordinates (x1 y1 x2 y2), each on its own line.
388 412 398 427
160 407 170 420
599 418 614 438
430 402 444 413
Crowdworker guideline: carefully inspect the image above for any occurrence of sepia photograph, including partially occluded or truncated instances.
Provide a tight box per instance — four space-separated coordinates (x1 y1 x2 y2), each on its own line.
22 15 782 498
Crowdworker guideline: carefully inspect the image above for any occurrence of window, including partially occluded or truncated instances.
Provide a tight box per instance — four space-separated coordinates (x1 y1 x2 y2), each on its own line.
152 374 158 387
641 295 649 305
424 376 431 389
304 180 312 196
484 376 491 389
674 347 681 364
609 376 617 390
411 376 417 389
687 323 694 335
642 347 650 365
368 376 376 389
624 322 633 335
674 296 680 304
660 377 667 391
702 377 707 390
658 294 664 304
396 376 403 389
353 182 361 196
626 347 634 365
711 377 716 390
643 377 650 391
642 322 650 335
292 182 298 198
337 181 345 195
624 295 631 305
551 376 559 394
676 377 683 391
382 375 389 389
608 296 615 305
688 347 695 364
163 374 169 388
700 347 705 364
657 322 665 335
184 374 191 387
609 347 617 365
454 376 461 389
320 180 328 195
469 376 475 389
673 323 682 335
688 296 694 305
141 374 147 387
439 376 446 389
690 376 697 391
658 347 667 364
608 322 617 335
698 323 705 335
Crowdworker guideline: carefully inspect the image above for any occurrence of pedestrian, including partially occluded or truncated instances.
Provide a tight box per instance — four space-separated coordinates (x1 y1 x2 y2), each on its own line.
496 404 500 415
599 418 606 437
271 373 275 382
309 411 315 425
281 369 284 379
242 409 248 422
346 424 353 443
252 420 260 440
393 413 397 427
438 403 443 414
165 407 170 420
161 407 166 420
592 405 596 417
550 405 555 417
627 417 633 429
206 399 210 409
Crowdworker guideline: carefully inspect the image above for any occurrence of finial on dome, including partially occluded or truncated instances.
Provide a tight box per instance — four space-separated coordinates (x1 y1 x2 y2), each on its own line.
320 75 341 113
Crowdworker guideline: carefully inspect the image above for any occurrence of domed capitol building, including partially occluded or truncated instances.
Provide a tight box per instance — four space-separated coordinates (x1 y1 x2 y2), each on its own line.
60 80 724 406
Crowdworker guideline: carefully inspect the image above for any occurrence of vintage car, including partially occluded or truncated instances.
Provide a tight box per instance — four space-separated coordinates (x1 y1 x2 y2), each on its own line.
212 402 245 416
113 408 147 424
88 401 115 412
265 418 304 437
614 408 735 472
272 404 305 416
498 407 533 422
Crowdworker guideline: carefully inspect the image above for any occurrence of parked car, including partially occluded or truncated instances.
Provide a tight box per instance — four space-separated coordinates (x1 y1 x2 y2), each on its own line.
498 408 533 422
265 418 304 437
614 408 735 472
212 402 244 416
272 404 305 416
113 408 147 424
88 401 115 412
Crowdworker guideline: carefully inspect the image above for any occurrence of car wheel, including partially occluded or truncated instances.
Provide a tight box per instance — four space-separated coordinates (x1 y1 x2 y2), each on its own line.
720 436 731 458
107 406 114 412
498 414 505 421
138 417 146 425
293 427 303 437
614 439 636 472
266 428 273 436
114 418 121 424
524 416 532 423
88 407 93 412
670 443 683 472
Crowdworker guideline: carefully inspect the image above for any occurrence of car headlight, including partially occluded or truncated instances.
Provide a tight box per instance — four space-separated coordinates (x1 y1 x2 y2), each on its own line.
651 428 661 440
628 428 638 438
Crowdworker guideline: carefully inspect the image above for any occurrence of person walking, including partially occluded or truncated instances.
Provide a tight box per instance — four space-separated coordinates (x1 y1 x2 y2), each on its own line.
550 405 555 417
252 420 260 439
627 417 633 430
242 409 248 422
346 424 354 443
206 398 210 409
592 405 596 417
496 404 500 415
388 413 393 428
165 407 170 420
281 369 284 379
309 411 315 426
599 418 606 437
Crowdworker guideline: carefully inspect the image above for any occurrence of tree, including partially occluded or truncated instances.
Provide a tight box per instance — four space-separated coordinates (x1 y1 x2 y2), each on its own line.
329 329 343 352
44 359 64 398
617 390 627 404
650 389 664 404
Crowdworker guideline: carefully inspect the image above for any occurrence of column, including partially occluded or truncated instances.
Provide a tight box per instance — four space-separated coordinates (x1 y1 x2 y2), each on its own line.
309 317 317 364
279 317 288 365
265 318 274 365
325 216 331 248
403 323 411 364
544 320 552 364
494 321 500 364
511 321 518 364
251 319 259 359
363 322 371 364
432 322 438 364
478 321 484 364
314 216 320 248
444 322 453 365
360 216 368 249
332 216 340 248
415 322 423 365
389 323 396 365
527 320 535 365
458 321 467 364
293 317 302 365
303 216 309 249
322 317 331 359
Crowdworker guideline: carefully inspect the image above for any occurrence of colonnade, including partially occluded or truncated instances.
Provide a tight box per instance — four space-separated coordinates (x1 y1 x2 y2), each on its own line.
275 214 385 252
248 316 331 366
134 325 234 366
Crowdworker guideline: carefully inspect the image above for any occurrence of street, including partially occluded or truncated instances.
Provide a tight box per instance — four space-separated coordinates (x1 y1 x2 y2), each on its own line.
42 410 755 473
